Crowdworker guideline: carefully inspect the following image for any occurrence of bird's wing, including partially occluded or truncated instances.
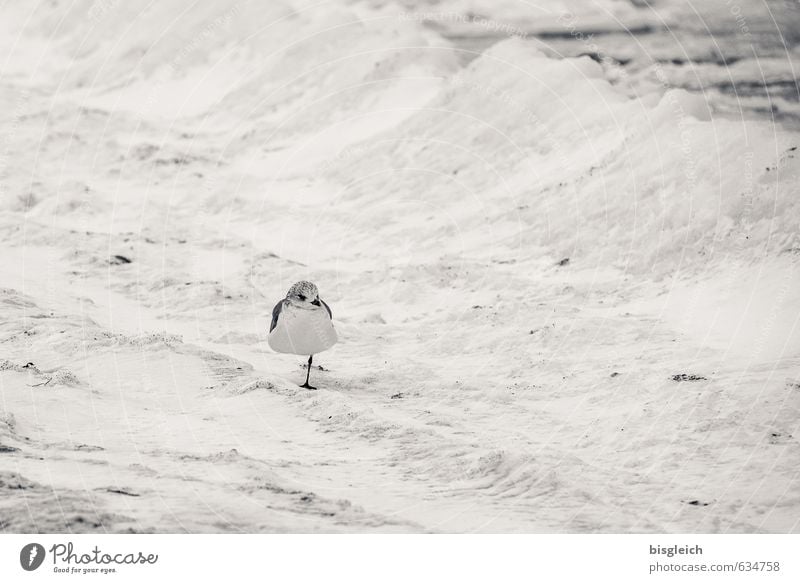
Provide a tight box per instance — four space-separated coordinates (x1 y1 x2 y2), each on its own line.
269 299 285 332
320 299 333 320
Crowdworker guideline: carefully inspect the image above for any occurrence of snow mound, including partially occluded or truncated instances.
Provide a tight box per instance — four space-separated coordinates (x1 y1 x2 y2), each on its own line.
321 37 798 274
230 378 277 395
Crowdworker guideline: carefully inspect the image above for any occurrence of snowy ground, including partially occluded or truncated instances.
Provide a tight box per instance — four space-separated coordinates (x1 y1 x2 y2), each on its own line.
1 0 799 533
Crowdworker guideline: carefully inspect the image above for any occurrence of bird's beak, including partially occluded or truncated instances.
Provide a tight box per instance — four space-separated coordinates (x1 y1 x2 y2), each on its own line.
311 298 321 306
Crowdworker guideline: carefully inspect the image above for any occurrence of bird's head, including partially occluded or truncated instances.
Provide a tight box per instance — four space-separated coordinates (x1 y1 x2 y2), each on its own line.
286 280 322 307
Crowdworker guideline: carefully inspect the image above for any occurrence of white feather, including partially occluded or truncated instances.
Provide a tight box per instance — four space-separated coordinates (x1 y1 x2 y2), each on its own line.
268 302 337 355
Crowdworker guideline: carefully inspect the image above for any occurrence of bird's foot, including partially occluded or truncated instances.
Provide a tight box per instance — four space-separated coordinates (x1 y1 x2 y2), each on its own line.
299 382 317 391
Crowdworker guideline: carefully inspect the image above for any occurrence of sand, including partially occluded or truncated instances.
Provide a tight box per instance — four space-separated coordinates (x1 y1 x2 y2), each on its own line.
0 0 798 533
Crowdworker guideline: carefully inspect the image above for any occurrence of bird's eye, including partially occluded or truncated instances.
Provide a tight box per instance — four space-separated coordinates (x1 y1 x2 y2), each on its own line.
298 294 306 301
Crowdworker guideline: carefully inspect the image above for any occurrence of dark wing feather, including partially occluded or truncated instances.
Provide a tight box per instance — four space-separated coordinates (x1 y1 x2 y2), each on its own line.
320 299 333 320
269 300 285 332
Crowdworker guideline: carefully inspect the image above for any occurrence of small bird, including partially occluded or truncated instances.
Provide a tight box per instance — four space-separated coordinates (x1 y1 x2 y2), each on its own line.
268 281 337 389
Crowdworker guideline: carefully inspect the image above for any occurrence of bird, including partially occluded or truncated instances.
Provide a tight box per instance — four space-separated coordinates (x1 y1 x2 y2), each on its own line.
268 281 337 389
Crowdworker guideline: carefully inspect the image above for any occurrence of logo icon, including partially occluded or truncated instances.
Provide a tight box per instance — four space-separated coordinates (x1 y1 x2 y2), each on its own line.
20 543 46 571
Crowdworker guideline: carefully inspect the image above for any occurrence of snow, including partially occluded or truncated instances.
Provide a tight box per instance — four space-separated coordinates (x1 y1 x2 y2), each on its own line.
0 0 798 533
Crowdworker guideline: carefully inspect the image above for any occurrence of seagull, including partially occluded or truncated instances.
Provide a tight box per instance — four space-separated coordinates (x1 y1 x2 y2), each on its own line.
268 281 337 390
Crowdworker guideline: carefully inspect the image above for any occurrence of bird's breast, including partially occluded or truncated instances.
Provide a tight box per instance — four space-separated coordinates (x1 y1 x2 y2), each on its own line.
268 304 337 356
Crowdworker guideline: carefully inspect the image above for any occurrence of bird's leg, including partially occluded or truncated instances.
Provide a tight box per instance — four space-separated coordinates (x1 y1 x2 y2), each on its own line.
300 355 316 390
